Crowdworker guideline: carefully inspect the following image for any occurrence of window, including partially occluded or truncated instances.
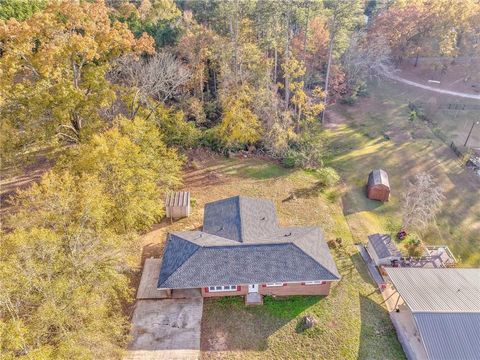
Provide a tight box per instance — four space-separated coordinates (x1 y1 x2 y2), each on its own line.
208 285 237 292
266 282 284 287
304 280 326 285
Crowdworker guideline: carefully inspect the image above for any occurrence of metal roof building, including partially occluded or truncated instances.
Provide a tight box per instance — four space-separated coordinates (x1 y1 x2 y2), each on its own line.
386 268 480 360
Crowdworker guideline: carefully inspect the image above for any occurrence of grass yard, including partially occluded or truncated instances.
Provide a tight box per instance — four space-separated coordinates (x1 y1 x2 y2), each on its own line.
138 155 405 360
366 79 480 147
324 81 480 266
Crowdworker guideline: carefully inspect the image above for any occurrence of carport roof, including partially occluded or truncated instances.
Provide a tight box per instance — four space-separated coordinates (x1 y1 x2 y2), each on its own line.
386 268 480 312
386 268 480 360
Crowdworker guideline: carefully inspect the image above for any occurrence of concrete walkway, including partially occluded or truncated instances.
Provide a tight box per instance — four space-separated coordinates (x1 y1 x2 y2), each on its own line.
381 285 428 360
356 244 385 286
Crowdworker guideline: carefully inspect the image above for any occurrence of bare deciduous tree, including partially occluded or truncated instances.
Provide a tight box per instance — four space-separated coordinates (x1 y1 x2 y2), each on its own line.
342 31 393 91
111 52 191 118
402 172 445 230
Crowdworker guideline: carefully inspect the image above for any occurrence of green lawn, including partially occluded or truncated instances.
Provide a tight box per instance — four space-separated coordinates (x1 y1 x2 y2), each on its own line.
366 79 480 147
324 81 480 266
148 156 404 359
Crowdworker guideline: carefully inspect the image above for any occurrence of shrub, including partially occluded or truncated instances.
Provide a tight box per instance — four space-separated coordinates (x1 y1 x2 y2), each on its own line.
340 95 358 105
315 167 340 187
404 234 423 257
282 128 325 169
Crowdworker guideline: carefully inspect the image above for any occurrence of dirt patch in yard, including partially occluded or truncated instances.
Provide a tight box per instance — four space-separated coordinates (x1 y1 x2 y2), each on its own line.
0 152 55 217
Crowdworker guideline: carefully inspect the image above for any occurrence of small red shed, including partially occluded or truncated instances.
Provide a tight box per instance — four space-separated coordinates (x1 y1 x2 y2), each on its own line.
367 169 390 202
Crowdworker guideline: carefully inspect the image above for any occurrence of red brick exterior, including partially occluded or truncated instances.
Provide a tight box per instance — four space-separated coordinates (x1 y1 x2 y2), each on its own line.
199 282 332 298
260 282 331 296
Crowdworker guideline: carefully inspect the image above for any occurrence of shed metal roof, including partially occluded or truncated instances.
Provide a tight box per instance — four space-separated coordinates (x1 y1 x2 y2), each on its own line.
413 312 480 360
386 268 480 312
367 169 390 187
368 234 401 259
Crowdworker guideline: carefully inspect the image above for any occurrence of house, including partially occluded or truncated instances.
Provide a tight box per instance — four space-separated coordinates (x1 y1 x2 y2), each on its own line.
367 169 390 201
165 191 191 219
386 268 480 360
157 196 340 305
367 233 401 266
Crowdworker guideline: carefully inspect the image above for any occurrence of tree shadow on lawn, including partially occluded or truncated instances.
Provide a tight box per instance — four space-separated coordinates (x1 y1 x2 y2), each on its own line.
201 295 324 352
358 295 406 360
341 186 383 216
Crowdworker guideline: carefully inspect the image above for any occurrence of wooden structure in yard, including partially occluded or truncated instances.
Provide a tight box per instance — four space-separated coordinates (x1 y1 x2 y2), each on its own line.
367 169 390 201
367 233 401 266
165 191 191 219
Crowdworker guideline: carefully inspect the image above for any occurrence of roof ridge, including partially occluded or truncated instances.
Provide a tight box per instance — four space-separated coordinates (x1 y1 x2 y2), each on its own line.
237 196 244 242
157 235 201 288
291 242 340 280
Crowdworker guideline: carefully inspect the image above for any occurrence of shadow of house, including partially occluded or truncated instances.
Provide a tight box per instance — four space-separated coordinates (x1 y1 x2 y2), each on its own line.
201 295 324 352
358 295 405 360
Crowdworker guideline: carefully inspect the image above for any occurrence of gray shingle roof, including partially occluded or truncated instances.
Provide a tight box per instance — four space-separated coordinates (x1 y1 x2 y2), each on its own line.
203 196 278 242
386 268 480 360
368 234 401 259
367 169 390 187
158 196 340 288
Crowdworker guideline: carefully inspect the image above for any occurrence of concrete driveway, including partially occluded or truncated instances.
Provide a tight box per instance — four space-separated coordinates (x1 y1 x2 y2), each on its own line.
126 259 203 360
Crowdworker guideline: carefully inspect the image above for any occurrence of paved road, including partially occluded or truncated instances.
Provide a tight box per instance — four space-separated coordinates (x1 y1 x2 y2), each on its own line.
384 72 480 100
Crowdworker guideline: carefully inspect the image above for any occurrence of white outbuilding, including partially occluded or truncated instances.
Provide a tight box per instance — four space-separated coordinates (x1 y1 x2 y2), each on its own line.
165 191 191 219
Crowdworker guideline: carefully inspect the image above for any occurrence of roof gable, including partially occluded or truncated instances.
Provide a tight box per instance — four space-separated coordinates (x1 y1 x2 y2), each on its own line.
157 234 199 286
203 196 242 242
203 196 278 242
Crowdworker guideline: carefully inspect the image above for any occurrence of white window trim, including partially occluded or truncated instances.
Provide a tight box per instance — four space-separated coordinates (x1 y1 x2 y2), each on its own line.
266 282 284 287
208 285 237 292
304 280 326 285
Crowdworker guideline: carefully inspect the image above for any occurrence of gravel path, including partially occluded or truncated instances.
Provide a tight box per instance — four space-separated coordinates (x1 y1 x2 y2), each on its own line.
384 72 480 100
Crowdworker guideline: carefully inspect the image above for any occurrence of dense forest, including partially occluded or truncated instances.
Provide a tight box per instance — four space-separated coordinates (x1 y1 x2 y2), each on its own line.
0 0 479 358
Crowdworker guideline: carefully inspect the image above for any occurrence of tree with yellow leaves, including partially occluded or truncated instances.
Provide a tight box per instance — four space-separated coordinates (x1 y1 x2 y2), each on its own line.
0 0 154 161
214 85 262 149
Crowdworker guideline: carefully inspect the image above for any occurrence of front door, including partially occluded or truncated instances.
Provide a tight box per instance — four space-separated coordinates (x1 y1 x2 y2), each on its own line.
248 284 258 293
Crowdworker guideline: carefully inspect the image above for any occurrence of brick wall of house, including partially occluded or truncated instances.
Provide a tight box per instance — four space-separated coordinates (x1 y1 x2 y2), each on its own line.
259 282 331 296
201 285 248 298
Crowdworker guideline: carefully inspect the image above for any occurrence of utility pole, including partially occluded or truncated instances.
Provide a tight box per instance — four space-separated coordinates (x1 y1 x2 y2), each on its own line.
464 120 479 147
